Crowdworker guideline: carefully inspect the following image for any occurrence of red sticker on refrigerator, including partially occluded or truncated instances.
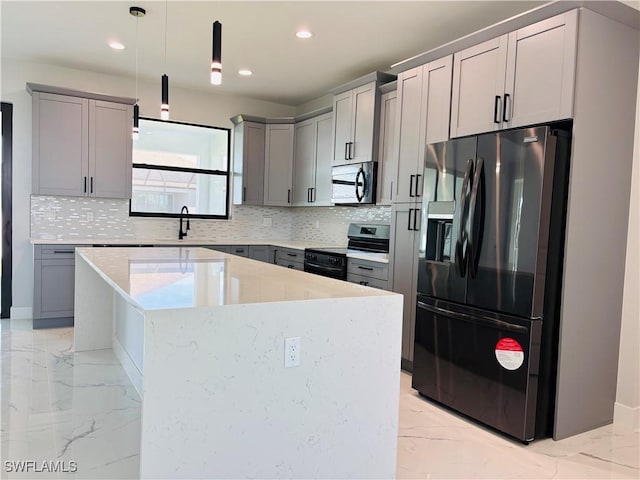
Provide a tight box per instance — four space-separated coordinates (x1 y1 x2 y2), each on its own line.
495 338 524 370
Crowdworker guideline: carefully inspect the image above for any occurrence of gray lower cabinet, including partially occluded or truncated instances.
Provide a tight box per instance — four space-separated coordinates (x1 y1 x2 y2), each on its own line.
206 245 230 253
228 245 249 257
347 258 389 290
274 247 304 270
248 245 270 262
33 245 80 328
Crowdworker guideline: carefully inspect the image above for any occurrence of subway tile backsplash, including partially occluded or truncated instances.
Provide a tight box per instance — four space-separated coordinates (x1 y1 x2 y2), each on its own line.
30 196 391 245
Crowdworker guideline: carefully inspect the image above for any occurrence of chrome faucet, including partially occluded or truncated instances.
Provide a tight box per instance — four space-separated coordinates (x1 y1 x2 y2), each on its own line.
179 205 190 240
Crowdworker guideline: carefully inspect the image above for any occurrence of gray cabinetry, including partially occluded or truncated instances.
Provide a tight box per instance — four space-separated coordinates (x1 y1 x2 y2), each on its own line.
33 245 80 328
376 87 397 206
330 73 395 166
274 247 304 270
292 112 333 206
229 245 249 257
347 257 389 290
30 87 133 199
248 245 270 262
232 119 265 206
394 56 453 204
264 123 294 206
389 206 421 369
450 10 577 137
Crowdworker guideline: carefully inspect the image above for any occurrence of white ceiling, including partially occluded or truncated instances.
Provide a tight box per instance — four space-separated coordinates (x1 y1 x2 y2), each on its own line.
1 1 546 106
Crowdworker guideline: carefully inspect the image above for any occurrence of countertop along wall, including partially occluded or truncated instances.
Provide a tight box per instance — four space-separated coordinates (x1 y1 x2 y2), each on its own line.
3 57 298 318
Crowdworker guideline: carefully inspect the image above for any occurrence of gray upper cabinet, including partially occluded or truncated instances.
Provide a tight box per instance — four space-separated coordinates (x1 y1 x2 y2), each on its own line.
293 112 333 206
394 56 453 204
331 82 377 165
376 88 397 206
450 10 577 137
31 90 133 198
264 123 294 206
233 120 265 206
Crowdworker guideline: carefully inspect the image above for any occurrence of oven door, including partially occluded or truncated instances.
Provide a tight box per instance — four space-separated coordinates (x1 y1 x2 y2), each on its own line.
331 162 377 204
303 260 347 280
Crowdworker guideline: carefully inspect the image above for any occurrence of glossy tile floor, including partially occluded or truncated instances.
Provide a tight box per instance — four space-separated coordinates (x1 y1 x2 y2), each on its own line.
1 319 638 479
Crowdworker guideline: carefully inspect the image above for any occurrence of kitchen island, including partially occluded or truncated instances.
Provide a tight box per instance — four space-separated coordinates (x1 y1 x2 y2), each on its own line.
74 246 403 479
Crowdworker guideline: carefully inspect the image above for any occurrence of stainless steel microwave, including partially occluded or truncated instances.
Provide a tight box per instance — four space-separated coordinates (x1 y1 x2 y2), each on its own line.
331 162 377 205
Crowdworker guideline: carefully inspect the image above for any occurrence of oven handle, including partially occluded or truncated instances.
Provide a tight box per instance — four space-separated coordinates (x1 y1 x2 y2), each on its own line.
304 261 344 273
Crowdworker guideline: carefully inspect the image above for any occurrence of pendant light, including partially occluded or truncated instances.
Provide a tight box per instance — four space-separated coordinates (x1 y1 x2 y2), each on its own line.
129 6 145 140
210 21 222 85
160 0 169 120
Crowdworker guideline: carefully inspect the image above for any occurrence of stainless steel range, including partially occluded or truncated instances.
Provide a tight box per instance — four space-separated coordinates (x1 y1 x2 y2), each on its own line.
303 223 390 280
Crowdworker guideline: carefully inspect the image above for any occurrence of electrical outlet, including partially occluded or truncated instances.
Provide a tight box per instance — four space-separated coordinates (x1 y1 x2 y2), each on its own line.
315 220 320 229
263 217 272 227
284 336 301 368
86 210 94 222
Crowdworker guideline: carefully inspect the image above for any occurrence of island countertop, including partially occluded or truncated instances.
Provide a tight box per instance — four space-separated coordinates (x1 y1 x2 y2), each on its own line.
77 246 391 312
74 246 402 478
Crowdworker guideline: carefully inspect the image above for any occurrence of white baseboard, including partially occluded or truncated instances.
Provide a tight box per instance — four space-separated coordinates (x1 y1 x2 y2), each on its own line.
10 307 33 319
614 402 640 431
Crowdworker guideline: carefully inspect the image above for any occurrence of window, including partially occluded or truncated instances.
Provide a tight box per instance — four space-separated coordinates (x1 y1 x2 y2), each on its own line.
130 118 230 219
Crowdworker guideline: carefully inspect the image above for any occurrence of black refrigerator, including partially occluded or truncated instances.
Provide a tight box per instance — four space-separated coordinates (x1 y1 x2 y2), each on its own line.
411 125 571 443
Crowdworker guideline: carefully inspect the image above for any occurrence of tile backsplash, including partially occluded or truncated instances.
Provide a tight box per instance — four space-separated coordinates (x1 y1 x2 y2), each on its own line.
30 196 391 245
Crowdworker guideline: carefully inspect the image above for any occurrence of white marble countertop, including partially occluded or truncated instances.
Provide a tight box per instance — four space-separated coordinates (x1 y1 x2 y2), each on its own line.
77 247 391 311
32 237 342 250
33 238 391 263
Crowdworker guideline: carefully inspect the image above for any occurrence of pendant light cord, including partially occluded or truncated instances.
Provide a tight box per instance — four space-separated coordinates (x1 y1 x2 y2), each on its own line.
135 15 139 103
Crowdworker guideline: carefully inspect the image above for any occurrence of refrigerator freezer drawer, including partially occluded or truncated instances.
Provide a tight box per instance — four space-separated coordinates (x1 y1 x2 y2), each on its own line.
411 298 542 442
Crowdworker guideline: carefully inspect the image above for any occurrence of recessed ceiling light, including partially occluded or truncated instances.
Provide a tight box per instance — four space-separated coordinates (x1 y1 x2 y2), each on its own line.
108 40 126 50
238 69 253 77
296 30 313 39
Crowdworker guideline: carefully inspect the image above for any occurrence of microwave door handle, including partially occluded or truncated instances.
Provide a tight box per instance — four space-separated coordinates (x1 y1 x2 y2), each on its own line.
455 159 474 278
355 167 366 202
467 157 485 279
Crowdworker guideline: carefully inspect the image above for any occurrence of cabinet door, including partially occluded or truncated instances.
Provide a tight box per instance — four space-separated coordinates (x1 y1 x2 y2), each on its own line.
450 35 508 138
242 122 266 205
89 100 133 199
391 206 420 365
505 10 577 128
351 82 376 163
32 92 88 196
293 119 315 206
313 113 334 206
34 258 75 319
248 245 270 262
394 66 426 203
264 124 294 206
332 90 353 165
377 90 398 206
424 55 453 145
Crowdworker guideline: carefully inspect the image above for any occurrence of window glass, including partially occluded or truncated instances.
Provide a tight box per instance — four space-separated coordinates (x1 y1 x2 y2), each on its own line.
130 118 230 218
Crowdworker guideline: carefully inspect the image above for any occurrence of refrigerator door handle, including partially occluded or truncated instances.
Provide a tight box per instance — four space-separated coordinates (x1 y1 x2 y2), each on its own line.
417 300 529 334
467 157 485 279
455 159 474 277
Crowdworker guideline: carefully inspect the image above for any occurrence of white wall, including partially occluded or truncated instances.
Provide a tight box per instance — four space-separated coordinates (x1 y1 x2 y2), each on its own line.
1 57 297 317
615 60 640 430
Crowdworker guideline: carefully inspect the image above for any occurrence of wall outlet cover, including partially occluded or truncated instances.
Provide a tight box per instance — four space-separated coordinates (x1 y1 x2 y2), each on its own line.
284 336 301 368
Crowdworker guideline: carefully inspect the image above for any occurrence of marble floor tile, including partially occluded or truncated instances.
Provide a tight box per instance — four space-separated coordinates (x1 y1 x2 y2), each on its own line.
1 319 638 479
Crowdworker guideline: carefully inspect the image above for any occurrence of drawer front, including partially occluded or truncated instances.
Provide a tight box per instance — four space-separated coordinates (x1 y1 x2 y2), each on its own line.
347 273 389 290
229 245 250 257
36 244 82 260
347 259 389 281
276 260 304 271
275 248 304 264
